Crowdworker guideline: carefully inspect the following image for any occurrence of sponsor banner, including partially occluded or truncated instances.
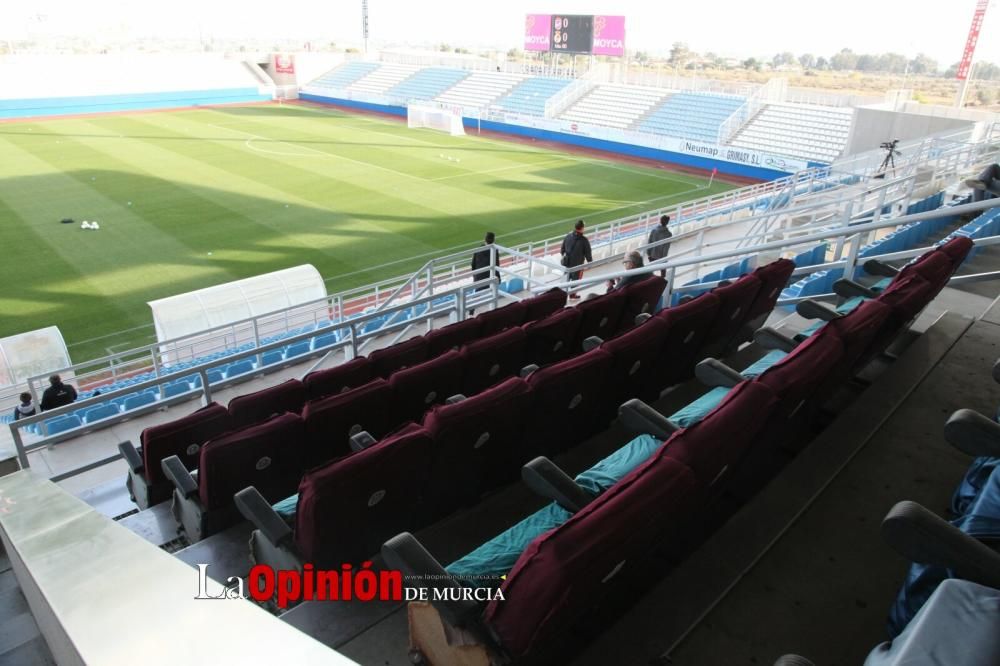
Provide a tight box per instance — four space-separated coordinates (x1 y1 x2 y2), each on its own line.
524 14 551 52
591 15 626 57
274 54 295 74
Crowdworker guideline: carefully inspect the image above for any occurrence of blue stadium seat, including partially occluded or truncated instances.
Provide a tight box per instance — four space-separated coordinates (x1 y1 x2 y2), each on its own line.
260 350 285 366
45 415 83 435
311 333 338 351
495 78 573 115
285 341 311 358
225 359 255 378
161 381 192 399
122 392 158 412
206 369 225 384
83 403 121 423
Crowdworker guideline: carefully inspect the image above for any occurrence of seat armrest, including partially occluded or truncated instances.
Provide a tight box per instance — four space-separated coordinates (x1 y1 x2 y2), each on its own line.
863 259 899 277
382 533 480 627
634 313 653 325
774 656 816 666
993 359 1000 385
234 486 293 548
796 299 841 322
618 398 679 440
445 394 467 405
161 455 198 499
118 440 144 474
581 335 603 352
520 364 539 378
695 358 744 388
350 431 378 452
521 457 594 513
944 409 1000 458
882 501 1000 589
754 327 798 353
833 278 877 299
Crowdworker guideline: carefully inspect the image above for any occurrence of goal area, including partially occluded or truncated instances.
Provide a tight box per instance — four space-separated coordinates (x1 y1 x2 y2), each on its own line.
407 104 465 136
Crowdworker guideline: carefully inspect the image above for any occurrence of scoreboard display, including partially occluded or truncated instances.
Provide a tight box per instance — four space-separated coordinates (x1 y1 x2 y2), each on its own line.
550 15 594 54
525 14 625 56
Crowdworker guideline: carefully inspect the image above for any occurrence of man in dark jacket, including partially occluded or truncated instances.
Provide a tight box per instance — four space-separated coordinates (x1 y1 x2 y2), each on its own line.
607 251 646 292
561 220 593 299
646 215 673 278
471 231 497 290
40 374 77 411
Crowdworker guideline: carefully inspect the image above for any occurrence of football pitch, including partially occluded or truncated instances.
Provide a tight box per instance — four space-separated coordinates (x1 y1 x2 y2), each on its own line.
0 102 734 361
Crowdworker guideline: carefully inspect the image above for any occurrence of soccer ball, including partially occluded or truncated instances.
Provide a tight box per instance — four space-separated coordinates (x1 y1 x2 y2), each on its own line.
92 222 100 230
81 221 91 229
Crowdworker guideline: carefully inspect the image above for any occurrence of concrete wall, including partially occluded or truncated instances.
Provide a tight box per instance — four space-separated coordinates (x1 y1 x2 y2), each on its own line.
845 107 974 156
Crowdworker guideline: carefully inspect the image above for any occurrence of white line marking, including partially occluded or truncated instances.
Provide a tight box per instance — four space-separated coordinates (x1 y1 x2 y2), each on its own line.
429 157 571 181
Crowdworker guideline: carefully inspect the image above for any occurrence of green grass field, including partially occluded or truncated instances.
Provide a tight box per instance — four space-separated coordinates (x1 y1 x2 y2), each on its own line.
0 103 733 361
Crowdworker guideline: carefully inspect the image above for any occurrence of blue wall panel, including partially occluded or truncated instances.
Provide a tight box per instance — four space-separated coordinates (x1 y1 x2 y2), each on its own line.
0 88 270 119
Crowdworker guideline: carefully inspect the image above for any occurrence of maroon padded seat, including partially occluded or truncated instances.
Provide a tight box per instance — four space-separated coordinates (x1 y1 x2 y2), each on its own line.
617 275 667 334
573 290 627 351
702 274 762 354
523 349 615 456
935 235 974 267
477 301 528 337
294 423 433 568
458 327 528 395
522 287 568 322
140 402 232 489
227 378 307 429
744 259 796 327
651 292 721 391
600 316 670 417
826 299 893 372
483 451 700 659
421 378 532 516
368 335 429 378
302 378 399 466
661 381 780 489
388 350 464 423
302 357 372 400
425 318 483 356
865 273 936 361
523 307 583 367
198 412 305 511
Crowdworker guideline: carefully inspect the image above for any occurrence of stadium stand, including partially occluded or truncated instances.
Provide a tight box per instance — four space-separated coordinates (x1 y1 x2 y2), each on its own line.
385 67 470 103
344 63 421 97
433 71 526 109
494 77 574 115
559 84 671 130
729 102 854 163
635 91 746 142
308 61 381 90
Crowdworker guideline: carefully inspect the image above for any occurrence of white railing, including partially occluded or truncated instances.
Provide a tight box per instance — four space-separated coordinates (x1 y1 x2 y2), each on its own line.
543 77 594 118
717 77 788 146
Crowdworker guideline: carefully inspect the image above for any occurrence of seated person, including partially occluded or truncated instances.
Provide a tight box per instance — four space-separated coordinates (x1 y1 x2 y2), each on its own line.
607 251 646 293
965 163 1000 202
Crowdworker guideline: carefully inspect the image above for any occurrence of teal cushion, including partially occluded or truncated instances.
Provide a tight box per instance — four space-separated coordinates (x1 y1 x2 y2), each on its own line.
446 503 572 578
670 387 730 428
576 434 662 495
272 494 298 525
741 349 788 378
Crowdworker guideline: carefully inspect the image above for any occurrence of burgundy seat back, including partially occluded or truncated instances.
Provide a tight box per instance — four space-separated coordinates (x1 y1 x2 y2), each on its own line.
140 402 232 484
522 287 568 322
227 379 307 429
600 317 670 411
368 336 429 378
523 349 615 456
652 292 721 389
477 301 528 337
295 424 433 568
745 259 796 323
302 357 372 400
661 381 780 488
422 378 532 515
458 327 528 395
935 235 974 267
523 307 583 367
425 318 483 356
617 276 668 334
198 412 305 510
866 273 935 359
302 378 399 466
826 299 893 371
574 290 627 350
702 274 762 351
484 452 700 658
388 350 464 423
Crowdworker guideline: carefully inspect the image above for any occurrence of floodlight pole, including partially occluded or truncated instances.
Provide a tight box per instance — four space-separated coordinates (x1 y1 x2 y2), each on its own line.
362 0 369 55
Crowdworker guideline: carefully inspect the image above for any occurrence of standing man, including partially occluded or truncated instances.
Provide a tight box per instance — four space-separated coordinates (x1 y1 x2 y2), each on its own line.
469 231 497 315
561 220 593 299
40 374 78 411
646 215 673 278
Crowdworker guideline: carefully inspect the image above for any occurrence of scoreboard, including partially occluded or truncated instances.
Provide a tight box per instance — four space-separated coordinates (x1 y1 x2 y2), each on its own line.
524 14 626 57
551 15 594 54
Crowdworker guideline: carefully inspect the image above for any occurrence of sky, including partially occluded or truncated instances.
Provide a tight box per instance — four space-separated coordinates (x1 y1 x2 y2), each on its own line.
5 0 1000 68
